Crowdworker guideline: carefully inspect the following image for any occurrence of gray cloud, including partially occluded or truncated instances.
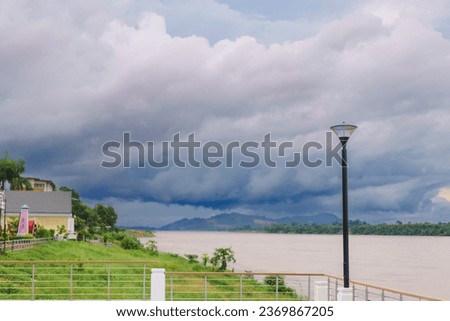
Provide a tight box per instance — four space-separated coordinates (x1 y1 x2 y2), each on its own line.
1 0 450 226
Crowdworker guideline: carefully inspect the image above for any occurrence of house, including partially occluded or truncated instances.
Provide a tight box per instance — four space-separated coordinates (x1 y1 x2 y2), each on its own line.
25 177 56 192
4 191 72 232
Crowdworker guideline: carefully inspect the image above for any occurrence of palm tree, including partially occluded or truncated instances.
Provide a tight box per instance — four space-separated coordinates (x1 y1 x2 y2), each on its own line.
0 152 32 190
9 159 32 190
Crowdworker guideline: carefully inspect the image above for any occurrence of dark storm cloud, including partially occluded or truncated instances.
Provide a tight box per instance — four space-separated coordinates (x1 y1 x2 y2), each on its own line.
1 0 450 226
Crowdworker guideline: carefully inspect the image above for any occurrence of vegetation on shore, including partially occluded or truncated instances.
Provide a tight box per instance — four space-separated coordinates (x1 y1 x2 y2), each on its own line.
263 220 450 236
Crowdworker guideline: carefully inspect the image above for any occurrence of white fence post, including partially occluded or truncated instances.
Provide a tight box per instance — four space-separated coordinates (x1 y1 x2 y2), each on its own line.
337 287 353 301
314 281 329 301
151 268 166 301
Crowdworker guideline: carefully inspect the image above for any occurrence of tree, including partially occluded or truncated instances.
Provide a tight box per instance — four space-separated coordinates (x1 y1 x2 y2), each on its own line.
94 204 118 230
210 247 236 271
201 254 209 266
0 152 31 190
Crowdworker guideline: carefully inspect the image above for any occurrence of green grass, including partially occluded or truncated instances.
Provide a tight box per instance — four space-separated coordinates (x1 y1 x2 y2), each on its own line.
0 241 300 300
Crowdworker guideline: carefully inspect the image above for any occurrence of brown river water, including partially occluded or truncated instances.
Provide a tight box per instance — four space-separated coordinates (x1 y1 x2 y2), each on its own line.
144 231 450 300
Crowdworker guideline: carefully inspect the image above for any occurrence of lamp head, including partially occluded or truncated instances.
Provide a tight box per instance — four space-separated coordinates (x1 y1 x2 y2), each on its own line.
330 122 357 145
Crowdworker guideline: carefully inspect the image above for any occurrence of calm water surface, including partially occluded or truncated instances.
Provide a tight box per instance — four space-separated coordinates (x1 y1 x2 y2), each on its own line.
147 231 450 300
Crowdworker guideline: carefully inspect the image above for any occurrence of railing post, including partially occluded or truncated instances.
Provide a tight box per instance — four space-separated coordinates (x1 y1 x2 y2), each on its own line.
365 286 369 301
337 287 353 301
239 275 243 301
142 264 146 300
170 276 174 301
333 278 337 301
151 268 166 301
31 264 35 300
107 265 111 300
275 276 279 301
204 276 208 301
307 276 311 300
381 289 385 301
314 281 329 301
70 264 73 300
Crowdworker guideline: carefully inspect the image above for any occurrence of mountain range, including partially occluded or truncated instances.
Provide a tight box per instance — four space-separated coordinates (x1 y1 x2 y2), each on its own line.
158 212 341 231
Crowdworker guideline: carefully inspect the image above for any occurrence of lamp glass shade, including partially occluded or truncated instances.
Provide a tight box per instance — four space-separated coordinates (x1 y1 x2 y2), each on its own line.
330 123 357 140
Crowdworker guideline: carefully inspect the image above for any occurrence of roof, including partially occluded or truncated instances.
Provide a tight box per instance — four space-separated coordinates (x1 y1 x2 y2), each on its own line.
4 191 72 215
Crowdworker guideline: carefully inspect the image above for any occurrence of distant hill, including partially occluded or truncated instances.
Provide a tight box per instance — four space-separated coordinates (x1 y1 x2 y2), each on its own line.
159 212 340 231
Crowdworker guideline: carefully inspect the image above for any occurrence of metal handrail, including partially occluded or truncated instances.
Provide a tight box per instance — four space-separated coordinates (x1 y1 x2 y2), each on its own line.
321 273 442 301
165 271 443 301
0 261 443 301
0 260 159 264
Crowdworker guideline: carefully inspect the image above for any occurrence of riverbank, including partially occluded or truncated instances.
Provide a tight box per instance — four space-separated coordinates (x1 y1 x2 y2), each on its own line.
151 231 450 300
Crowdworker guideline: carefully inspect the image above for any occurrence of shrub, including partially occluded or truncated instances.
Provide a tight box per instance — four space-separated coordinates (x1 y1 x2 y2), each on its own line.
35 226 52 238
185 254 199 263
102 232 113 244
201 254 209 266
263 275 295 294
145 240 158 255
119 235 143 250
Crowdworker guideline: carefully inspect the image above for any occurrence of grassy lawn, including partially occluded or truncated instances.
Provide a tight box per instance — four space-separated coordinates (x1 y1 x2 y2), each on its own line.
0 241 300 301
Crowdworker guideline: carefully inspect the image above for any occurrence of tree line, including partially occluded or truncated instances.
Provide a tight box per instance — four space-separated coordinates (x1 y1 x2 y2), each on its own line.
263 220 450 236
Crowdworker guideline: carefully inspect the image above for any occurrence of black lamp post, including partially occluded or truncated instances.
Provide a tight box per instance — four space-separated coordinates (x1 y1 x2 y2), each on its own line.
331 122 357 288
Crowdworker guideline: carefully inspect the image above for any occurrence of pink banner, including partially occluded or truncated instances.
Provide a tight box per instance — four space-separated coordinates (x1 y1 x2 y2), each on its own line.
18 205 29 236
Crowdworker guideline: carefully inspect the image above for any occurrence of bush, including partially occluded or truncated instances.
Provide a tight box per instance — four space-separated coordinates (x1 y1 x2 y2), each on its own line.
185 254 199 263
35 226 53 238
76 230 89 241
120 235 143 250
263 275 295 294
145 240 158 255
112 232 127 242
102 232 113 244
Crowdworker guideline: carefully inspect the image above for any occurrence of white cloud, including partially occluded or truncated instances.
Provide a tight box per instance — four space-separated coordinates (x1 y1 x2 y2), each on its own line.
435 187 450 203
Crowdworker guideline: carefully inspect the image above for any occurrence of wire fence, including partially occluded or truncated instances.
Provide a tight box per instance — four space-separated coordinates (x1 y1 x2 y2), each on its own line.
0 238 53 253
166 272 442 301
0 261 443 301
0 261 157 300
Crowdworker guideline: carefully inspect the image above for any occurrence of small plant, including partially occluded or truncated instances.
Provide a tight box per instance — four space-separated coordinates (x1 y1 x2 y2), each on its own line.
201 253 209 266
185 254 199 264
263 275 295 295
57 225 66 235
7 217 19 236
146 240 158 255
102 232 113 244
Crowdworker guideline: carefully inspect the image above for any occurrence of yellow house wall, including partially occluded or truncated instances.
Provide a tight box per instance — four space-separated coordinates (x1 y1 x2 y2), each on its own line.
6 216 70 231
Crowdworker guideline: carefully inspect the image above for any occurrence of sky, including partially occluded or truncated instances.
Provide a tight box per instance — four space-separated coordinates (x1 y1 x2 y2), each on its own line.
1 0 450 227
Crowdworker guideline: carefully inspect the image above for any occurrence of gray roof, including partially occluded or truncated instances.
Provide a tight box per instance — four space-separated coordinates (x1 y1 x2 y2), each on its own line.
4 191 72 215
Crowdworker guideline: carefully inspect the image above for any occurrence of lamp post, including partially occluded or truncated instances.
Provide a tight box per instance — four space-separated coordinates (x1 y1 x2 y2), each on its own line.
331 122 357 289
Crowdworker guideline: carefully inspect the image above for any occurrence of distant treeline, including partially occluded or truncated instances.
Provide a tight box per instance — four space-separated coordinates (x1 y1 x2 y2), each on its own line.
263 220 450 236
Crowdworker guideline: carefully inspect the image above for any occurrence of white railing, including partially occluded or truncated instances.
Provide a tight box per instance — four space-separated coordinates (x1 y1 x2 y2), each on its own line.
0 261 157 300
165 272 442 301
0 261 442 301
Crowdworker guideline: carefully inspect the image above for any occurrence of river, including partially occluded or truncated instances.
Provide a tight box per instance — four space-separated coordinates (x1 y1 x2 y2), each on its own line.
144 231 450 300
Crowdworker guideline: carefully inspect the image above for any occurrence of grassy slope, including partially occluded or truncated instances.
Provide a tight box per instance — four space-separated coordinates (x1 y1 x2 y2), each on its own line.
0 241 188 270
0 241 299 301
